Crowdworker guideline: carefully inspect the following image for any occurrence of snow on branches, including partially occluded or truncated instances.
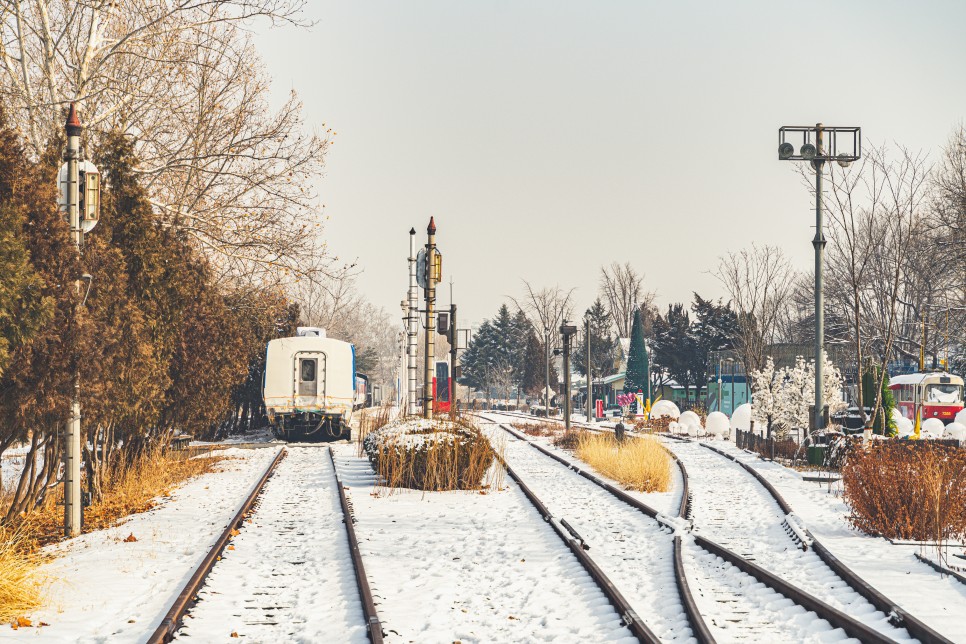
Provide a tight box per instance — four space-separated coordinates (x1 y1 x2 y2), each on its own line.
750 355 847 439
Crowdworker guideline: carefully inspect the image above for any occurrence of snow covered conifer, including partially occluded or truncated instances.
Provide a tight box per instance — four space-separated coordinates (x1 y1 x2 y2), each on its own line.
624 308 649 400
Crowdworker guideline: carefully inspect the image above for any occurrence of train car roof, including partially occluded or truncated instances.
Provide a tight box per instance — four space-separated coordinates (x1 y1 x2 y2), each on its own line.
889 371 963 386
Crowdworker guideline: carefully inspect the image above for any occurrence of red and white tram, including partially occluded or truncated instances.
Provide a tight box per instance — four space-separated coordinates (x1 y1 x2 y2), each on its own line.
889 372 964 424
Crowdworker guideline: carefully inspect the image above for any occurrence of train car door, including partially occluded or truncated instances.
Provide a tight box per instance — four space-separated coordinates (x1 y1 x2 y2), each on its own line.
294 352 326 405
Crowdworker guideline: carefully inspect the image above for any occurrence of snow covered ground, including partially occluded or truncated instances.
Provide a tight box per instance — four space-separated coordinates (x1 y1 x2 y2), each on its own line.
476 414 693 641
330 440 636 643
0 447 282 643
664 439 913 642
707 439 966 643
175 446 368 643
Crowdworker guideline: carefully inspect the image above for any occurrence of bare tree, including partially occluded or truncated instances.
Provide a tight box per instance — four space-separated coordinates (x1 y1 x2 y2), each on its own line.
0 0 332 283
599 262 656 337
510 280 575 341
714 244 796 374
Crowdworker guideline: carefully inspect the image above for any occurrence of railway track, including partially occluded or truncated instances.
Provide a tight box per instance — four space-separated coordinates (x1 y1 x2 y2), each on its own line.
147 445 383 644
478 411 930 643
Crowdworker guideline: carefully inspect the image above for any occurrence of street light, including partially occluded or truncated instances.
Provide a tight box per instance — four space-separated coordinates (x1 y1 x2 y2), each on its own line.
778 123 861 432
559 322 578 433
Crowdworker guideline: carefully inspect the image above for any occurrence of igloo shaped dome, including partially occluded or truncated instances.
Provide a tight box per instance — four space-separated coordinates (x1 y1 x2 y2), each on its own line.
649 400 680 420
706 411 730 438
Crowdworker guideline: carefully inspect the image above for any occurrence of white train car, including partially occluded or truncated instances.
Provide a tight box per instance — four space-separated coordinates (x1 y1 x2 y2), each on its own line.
263 327 355 441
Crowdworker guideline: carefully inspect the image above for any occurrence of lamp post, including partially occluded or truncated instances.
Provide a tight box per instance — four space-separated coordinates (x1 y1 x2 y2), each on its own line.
727 357 736 416
778 124 861 432
560 322 578 433
716 356 723 412
585 317 594 423
423 218 437 419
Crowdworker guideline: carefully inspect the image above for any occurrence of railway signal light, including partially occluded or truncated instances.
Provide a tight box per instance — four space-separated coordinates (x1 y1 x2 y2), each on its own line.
437 311 449 334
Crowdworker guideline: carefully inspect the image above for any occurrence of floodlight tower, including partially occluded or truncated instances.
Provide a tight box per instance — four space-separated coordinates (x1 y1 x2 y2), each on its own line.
778 124 861 432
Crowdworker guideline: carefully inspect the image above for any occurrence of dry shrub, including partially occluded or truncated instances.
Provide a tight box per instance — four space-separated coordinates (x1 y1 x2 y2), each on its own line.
843 441 966 542
0 524 43 622
641 416 672 433
553 429 587 450
512 422 556 437
575 433 671 493
27 448 219 545
363 417 495 492
357 404 393 457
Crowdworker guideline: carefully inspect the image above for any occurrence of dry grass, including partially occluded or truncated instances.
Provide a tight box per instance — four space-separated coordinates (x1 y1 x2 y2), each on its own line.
843 441 966 543
357 405 392 457
553 429 586 450
575 432 672 493
25 448 220 547
0 524 43 623
363 417 496 492
511 421 556 437
637 416 672 433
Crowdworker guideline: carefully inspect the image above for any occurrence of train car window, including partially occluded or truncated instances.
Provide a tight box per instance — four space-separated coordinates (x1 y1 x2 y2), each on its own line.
300 359 317 382
925 383 962 404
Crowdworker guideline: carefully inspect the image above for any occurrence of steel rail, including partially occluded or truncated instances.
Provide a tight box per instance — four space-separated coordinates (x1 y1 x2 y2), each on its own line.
482 413 914 644
494 448 660 644
481 414 709 643
147 447 288 644
697 441 952 644
328 447 385 644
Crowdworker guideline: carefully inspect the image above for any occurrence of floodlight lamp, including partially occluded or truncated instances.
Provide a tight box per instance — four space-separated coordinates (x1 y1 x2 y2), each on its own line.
800 144 817 160
778 142 795 159
836 153 851 168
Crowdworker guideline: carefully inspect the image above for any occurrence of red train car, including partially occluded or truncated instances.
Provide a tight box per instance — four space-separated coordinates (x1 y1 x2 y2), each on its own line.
889 372 964 424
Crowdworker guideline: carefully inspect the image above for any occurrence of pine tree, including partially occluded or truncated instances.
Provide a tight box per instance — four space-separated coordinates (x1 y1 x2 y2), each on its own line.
652 303 695 399
624 308 649 399
691 294 739 396
575 299 617 379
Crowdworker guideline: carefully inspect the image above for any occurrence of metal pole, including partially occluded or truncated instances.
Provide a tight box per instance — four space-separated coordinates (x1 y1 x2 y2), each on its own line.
545 330 550 418
716 358 722 412
730 360 736 416
407 228 418 415
423 218 437 419
450 303 457 419
586 317 593 423
64 103 83 537
563 331 572 433
813 123 826 432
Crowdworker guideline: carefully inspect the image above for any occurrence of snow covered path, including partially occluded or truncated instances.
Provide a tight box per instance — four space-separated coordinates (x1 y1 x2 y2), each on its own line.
477 417 693 642
665 439 915 642
174 446 368 643
710 440 966 643
1 447 282 643
330 442 636 643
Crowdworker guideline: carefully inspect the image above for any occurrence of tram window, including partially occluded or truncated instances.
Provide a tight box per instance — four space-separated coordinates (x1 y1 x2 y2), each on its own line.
925 383 962 404
300 359 317 382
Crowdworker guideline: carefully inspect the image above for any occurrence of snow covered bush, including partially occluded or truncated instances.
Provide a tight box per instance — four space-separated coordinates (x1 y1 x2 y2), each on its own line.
843 441 966 543
363 417 494 491
750 356 847 440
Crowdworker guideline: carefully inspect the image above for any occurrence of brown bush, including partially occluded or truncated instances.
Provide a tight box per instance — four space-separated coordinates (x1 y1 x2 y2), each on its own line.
363 418 495 492
843 441 966 542
511 422 556 437
638 416 671 433
553 429 588 450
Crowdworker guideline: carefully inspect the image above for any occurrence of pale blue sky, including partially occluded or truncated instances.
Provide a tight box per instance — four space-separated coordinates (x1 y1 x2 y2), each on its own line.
253 1 966 328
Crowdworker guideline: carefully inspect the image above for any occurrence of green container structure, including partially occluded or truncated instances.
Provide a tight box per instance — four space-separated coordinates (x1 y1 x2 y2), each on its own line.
807 445 827 466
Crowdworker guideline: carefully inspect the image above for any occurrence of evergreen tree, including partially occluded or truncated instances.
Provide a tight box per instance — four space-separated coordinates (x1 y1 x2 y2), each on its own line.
520 327 559 396
652 303 696 399
575 298 617 379
624 308 650 399
691 294 739 399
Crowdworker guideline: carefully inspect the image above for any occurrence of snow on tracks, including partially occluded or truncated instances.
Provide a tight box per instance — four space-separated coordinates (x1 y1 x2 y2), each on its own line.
330 442 636 643
481 418 693 642
174 446 368 643
665 439 915 643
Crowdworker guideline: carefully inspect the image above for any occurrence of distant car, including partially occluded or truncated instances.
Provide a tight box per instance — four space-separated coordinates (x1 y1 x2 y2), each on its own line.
604 406 623 419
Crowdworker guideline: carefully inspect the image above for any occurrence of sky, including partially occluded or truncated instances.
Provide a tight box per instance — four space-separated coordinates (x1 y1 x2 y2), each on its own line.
252 1 966 330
